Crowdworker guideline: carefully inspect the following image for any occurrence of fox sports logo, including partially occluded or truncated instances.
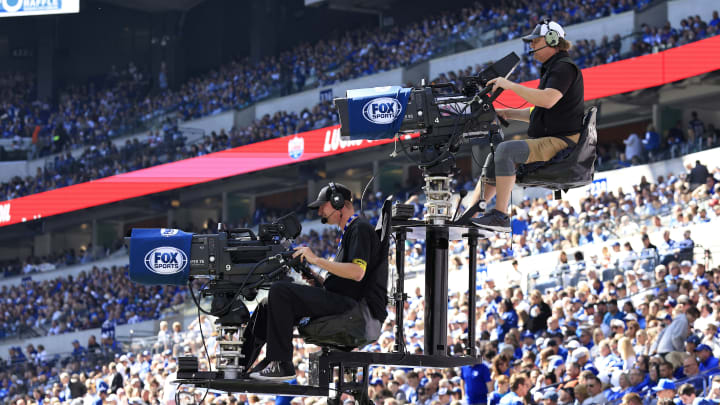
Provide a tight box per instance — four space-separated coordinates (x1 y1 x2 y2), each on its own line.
144 247 188 275
362 97 402 124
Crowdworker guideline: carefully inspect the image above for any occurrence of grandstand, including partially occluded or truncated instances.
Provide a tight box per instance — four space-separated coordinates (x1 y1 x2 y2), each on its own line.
1 0 720 404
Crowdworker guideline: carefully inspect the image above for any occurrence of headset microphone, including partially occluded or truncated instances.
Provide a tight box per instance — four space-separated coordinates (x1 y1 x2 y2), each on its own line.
320 210 340 224
528 45 549 55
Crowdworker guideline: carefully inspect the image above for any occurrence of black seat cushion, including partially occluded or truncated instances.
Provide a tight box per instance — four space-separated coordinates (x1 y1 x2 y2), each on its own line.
516 106 598 191
298 298 381 351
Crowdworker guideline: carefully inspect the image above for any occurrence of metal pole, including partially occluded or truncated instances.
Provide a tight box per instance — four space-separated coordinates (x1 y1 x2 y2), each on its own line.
394 230 407 354
424 226 449 356
466 231 478 357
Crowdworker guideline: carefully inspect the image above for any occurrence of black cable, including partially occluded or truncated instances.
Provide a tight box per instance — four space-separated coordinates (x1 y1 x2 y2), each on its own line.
360 175 376 216
174 384 184 405
495 99 529 110
188 257 271 317
397 101 470 168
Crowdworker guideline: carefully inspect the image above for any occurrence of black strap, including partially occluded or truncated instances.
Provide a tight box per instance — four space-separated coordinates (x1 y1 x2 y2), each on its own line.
557 134 578 148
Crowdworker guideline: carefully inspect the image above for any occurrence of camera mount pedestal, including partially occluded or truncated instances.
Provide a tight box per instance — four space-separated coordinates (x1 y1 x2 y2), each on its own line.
175 215 493 404
173 123 501 404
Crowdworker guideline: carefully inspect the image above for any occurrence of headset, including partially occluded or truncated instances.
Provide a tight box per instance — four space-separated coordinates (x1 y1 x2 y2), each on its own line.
542 19 561 48
327 182 346 210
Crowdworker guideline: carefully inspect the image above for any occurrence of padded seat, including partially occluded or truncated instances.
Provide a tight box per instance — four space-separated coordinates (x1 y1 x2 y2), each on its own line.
516 107 598 194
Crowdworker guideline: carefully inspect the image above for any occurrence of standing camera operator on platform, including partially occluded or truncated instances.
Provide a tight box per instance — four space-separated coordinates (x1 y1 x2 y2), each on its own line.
468 20 585 233
241 182 385 381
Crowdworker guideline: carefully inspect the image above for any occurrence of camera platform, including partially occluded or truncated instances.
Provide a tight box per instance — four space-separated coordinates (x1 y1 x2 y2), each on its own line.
172 212 488 404
391 219 496 241
176 350 479 402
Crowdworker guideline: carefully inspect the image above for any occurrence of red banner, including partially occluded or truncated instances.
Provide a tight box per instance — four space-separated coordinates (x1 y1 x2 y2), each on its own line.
1 36 720 228
0 127 401 227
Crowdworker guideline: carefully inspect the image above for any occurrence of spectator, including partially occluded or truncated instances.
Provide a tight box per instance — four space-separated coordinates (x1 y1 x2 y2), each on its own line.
499 374 530 405
650 306 699 355
71 340 86 360
624 133 643 163
696 343 719 373
461 355 492 405
689 160 710 189
642 124 661 161
650 379 676 405
584 374 606 403
688 111 706 151
155 321 171 353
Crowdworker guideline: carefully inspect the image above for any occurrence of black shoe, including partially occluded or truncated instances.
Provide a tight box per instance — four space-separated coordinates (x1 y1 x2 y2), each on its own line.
454 202 482 226
249 360 296 381
248 357 270 374
470 209 510 233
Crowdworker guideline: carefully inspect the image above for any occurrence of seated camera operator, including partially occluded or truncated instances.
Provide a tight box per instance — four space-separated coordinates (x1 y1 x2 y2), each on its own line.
241 182 385 381
467 20 585 233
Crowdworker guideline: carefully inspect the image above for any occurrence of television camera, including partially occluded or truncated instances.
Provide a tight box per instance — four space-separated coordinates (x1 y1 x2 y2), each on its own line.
128 213 319 378
334 52 520 223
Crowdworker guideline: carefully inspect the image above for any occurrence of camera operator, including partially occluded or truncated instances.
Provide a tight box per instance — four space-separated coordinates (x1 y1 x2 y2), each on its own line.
468 20 584 233
241 182 385 381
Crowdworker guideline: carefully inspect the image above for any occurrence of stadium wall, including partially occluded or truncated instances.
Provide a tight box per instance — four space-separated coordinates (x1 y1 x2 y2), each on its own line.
179 110 236 138
0 161 28 179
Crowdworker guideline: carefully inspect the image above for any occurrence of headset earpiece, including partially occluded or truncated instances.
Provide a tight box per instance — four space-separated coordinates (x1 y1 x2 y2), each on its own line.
543 19 561 47
328 182 345 210
545 30 560 47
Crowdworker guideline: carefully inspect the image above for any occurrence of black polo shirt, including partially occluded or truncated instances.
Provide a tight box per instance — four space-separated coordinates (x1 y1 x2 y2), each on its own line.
528 51 585 139
323 216 383 311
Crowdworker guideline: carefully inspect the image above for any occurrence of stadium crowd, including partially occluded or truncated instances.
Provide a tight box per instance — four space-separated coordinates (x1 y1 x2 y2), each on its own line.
0 265 187 341
4 10 719 203
1 156 718 343
0 156 715 363
0 237 127 279
0 0 657 158
0 101 339 202
1 202 719 405
434 13 720 92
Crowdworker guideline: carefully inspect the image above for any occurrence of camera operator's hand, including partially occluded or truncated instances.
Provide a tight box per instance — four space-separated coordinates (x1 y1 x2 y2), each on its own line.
293 246 319 266
300 270 322 287
487 77 514 92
